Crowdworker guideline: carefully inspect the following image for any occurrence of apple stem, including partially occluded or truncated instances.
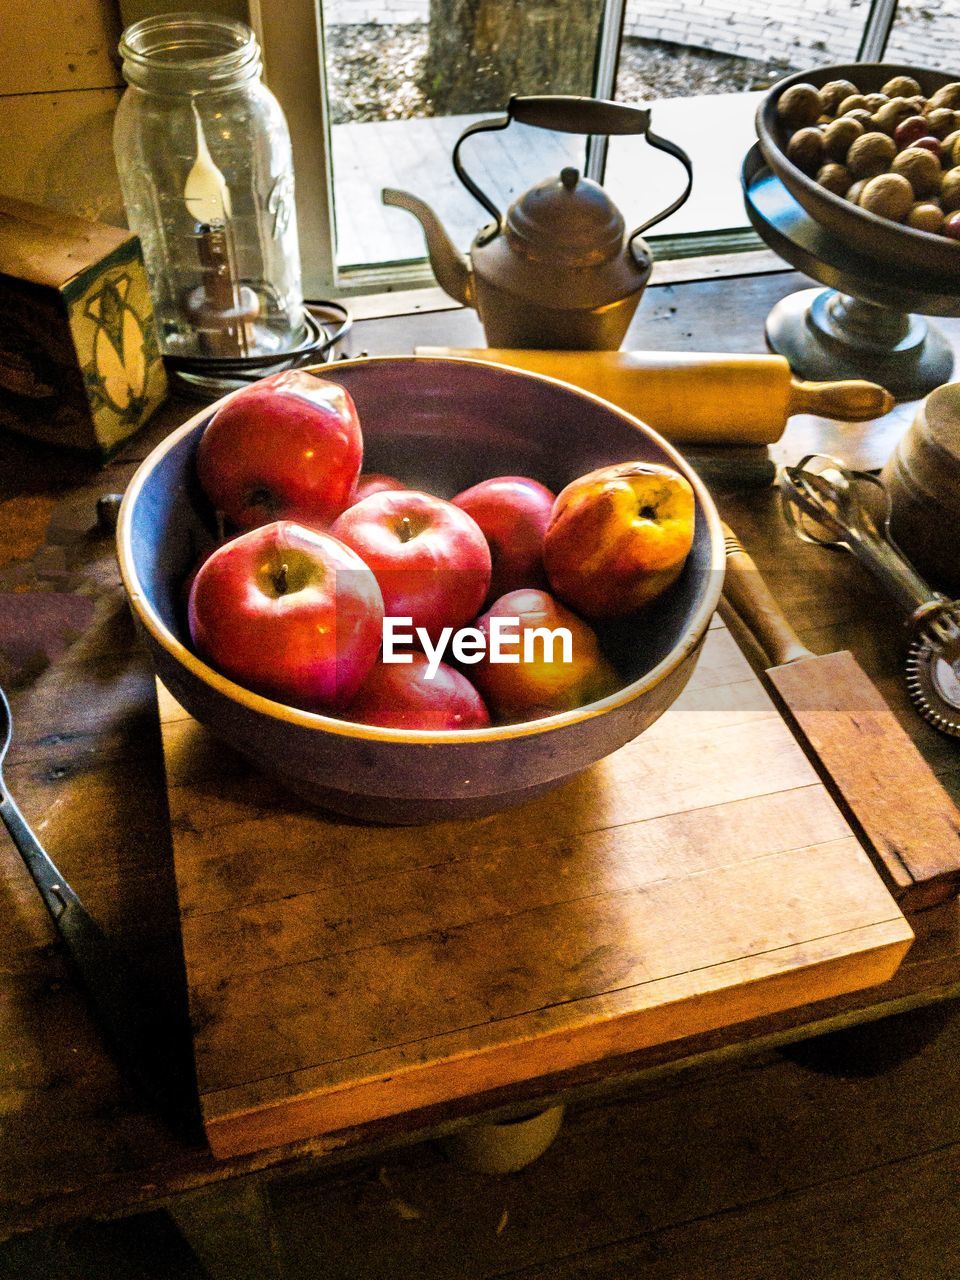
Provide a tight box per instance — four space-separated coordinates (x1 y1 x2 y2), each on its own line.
274 562 288 595
398 515 415 544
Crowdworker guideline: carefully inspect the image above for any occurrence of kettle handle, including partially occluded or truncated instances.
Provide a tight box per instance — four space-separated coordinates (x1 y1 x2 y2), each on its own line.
452 94 693 244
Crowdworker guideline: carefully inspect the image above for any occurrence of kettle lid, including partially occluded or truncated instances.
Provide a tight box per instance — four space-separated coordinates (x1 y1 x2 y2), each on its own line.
505 168 625 267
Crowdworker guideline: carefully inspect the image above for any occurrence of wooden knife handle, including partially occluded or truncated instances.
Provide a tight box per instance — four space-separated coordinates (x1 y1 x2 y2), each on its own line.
721 524 814 667
787 378 894 422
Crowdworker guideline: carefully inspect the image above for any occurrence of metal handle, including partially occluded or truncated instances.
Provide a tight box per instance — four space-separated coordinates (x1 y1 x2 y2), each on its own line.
0 787 196 1129
508 95 652 135
845 527 943 620
452 94 693 242
779 459 942 621
0 791 79 921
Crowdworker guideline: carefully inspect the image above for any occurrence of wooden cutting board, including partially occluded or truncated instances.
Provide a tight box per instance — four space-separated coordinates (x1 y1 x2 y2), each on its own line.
157 618 914 1160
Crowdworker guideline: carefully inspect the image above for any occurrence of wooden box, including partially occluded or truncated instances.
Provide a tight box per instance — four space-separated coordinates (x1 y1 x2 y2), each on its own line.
0 195 167 455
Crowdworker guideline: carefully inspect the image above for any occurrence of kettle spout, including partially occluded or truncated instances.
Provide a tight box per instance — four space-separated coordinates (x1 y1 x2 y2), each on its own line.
382 188 474 308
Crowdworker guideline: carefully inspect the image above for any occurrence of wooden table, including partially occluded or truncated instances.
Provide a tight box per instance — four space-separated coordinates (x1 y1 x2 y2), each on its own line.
3 263 960 1267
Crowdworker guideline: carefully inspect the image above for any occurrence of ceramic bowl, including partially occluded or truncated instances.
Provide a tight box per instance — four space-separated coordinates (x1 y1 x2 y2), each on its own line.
117 356 724 823
881 380 960 593
756 63 960 283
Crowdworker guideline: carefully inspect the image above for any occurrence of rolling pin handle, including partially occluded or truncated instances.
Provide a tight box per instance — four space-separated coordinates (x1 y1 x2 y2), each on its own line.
787 378 895 423
721 524 815 668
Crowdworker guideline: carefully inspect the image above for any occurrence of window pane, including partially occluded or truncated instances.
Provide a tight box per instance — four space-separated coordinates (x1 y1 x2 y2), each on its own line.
606 2 868 239
324 1 606 268
885 2 960 71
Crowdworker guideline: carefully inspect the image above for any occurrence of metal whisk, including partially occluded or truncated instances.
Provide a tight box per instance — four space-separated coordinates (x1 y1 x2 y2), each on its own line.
779 454 960 737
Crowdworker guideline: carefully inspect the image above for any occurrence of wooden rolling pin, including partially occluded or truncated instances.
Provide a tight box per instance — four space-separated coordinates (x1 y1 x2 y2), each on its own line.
415 348 894 445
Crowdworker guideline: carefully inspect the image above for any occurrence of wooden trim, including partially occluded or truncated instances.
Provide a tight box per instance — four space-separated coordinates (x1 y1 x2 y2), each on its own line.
330 250 788 318
203 920 912 1158
249 0 338 296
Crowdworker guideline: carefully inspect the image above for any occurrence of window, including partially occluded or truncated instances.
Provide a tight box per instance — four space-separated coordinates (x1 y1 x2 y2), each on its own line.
251 0 909 295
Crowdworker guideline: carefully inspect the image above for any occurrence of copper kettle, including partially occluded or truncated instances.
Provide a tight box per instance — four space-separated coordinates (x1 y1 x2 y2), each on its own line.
383 95 692 350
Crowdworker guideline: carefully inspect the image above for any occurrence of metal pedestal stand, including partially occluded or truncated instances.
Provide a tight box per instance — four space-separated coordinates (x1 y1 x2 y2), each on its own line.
742 145 957 400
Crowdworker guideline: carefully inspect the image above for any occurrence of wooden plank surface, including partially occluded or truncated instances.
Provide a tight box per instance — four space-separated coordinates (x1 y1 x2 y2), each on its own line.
768 650 960 909
158 620 914 1159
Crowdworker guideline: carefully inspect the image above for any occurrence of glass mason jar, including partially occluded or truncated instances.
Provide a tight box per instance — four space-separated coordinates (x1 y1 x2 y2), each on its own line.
114 14 305 370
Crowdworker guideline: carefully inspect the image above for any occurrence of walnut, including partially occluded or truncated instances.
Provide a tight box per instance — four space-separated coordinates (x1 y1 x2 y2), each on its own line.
816 162 853 196
906 202 945 234
786 126 824 173
822 116 863 162
929 83 960 111
819 79 859 114
941 166 960 213
882 75 923 99
940 130 960 165
924 107 959 139
858 173 914 221
846 131 897 179
777 84 823 129
844 108 876 130
838 94 869 116
891 146 942 198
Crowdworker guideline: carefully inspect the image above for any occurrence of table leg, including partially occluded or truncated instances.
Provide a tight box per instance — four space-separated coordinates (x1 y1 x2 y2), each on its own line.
780 999 960 1078
167 1177 283 1280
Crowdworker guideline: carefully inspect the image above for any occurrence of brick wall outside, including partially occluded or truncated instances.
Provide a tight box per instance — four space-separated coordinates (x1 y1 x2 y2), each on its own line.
323 0 958 76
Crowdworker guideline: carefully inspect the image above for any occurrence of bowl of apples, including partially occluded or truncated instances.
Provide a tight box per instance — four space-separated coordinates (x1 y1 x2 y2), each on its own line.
117 356 724 823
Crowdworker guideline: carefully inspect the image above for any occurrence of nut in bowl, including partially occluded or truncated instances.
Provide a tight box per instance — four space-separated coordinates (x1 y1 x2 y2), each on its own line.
117 357 723 824
757 63 960 283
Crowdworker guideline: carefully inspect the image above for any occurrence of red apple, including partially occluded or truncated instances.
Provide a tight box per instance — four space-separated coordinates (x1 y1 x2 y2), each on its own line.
196 369 363 531
188 520 383 710
913 135 944 158
895 115 932 149
179 537 224 615
354 472 406 503
343 653 490 730
331 490 491 640
470 588 618 722
451 475 556 600
544 461 696 618
944 211 960 239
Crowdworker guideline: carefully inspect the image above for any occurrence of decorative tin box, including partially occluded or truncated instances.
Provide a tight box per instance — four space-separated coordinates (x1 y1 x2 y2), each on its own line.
0 195 167 455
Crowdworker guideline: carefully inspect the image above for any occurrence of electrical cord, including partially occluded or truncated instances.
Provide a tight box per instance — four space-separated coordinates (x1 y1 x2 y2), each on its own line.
162 301 353 383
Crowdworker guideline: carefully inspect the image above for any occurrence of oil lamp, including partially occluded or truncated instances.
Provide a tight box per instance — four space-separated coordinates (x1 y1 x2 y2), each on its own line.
113 13 324 391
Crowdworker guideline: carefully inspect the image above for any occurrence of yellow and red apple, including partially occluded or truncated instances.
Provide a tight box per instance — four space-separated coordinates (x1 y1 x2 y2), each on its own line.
543 461 695 618
470 588 618 722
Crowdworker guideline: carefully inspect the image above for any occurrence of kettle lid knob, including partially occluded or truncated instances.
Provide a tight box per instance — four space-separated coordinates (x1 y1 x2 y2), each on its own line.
504 170 626 268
